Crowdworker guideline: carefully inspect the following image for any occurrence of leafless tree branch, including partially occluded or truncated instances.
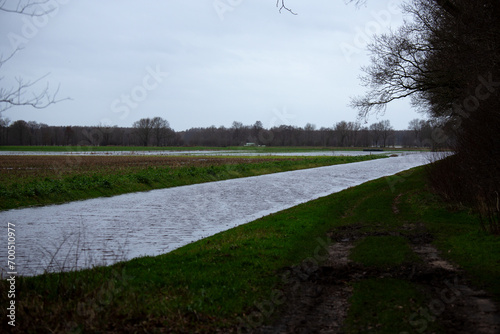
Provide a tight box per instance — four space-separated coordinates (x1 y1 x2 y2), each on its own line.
345 0 367 7
0 0 55 16
0 73 70 112
0 1 66 112
276 0 297 15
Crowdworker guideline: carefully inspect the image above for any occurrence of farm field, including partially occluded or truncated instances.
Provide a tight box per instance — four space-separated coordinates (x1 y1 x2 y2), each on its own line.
0 153 386 210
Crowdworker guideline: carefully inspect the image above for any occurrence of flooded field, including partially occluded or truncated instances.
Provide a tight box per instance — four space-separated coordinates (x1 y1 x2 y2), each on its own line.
0 149 388 157
0 153 433 276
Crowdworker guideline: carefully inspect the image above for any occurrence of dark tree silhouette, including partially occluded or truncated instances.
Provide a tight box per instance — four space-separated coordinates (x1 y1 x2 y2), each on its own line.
349 0 500 232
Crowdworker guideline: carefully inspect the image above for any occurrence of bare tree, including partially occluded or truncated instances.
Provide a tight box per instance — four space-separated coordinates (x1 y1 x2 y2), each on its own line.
369 122 382 147
10 119 29 145
251 120 263 144
0 117 11 144
131 117 172 146
0 1 65 112
132 118 154 146
334 121 349 147
349 17 434 119
95 123 116 146
151 116 171 146
379 120 394 147
346 121 361 147
350 0 499 123
304 123 316 146
368 120 393 147
231 121 245 145
408 118 428 147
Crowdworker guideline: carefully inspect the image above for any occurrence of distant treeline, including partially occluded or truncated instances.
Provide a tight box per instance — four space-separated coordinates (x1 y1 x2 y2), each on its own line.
0 117 450 148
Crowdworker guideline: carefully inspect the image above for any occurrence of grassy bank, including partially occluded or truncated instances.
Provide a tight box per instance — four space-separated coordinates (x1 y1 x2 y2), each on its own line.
0 155 384 210
1 165 498 333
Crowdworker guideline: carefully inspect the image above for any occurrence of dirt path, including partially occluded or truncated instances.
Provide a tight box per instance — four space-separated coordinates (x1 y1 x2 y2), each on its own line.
253 224 500 334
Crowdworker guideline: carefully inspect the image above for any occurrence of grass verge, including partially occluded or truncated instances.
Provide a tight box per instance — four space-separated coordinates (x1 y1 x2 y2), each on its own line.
1 166 498 333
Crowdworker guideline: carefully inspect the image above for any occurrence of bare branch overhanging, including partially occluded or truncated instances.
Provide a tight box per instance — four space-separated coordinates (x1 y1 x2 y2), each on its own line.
0 1 65 113
0 0 55 16
276 0 297 15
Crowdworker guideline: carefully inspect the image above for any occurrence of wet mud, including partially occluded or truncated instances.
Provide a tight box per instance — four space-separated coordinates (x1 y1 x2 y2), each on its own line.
252 224 500 334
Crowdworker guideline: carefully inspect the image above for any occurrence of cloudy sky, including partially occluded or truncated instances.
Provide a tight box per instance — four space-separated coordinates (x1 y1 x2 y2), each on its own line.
0 0 424 131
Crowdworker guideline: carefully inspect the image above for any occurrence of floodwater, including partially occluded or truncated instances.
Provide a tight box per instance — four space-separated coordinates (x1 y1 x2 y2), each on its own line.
0 149 389 157
0 152 435 276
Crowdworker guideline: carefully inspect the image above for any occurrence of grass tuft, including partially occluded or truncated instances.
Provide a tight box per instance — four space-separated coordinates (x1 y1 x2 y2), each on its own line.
350 235 421 268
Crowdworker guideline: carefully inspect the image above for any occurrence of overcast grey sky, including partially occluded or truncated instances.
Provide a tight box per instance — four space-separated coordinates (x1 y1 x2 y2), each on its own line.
0 0 423 131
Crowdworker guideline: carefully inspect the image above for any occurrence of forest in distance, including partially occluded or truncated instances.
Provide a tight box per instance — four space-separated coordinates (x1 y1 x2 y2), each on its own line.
0 117 449 148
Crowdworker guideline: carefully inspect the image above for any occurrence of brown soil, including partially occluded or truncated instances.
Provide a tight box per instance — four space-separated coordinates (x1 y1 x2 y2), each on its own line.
0 155 285 180
250 224 500 334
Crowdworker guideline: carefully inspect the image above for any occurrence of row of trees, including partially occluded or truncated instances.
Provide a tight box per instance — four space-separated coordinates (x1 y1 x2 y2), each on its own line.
0 117 181 147
181 119 445 148
0 116 447 148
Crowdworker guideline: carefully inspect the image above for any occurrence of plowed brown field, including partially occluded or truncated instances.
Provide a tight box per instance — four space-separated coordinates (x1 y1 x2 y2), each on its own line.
0 155 287 180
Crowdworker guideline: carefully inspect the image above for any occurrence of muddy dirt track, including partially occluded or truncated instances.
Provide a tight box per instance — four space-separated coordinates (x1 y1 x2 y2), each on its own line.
251 224 500 334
